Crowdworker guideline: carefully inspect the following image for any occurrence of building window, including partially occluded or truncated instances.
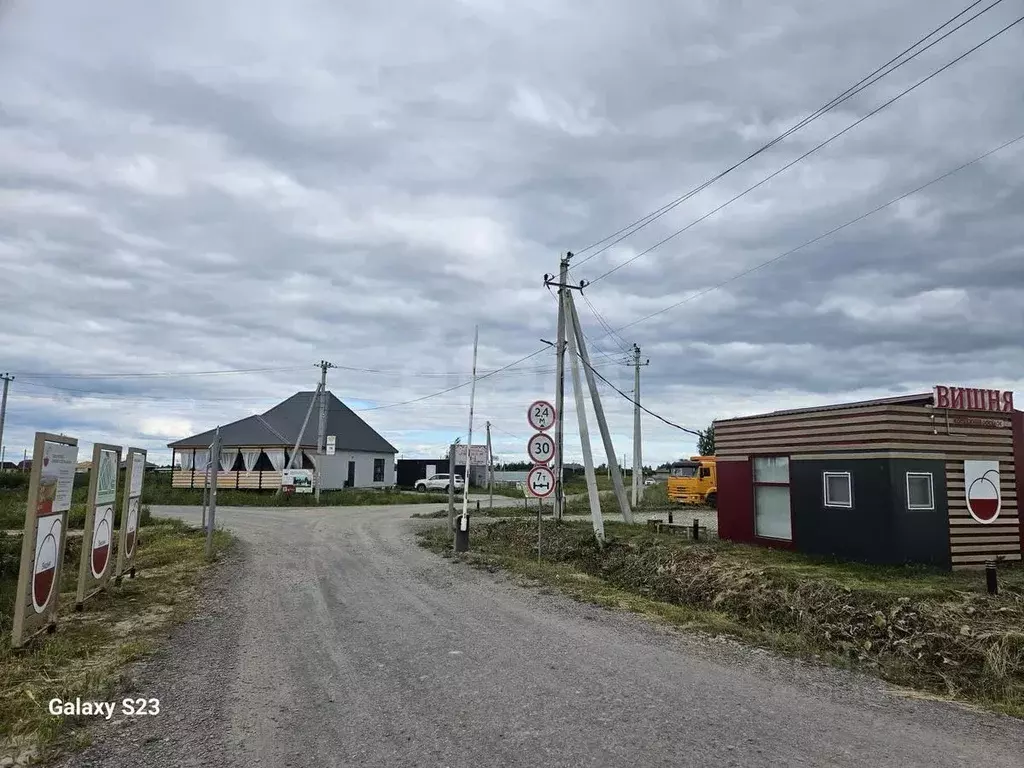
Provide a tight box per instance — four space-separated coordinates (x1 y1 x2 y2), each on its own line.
753 457 792 541
373 459 385 483
906 472 934 510
823 471 852 508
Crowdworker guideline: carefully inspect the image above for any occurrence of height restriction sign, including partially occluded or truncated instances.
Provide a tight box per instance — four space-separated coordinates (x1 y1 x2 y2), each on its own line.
527 400 556 431
526 465 555 498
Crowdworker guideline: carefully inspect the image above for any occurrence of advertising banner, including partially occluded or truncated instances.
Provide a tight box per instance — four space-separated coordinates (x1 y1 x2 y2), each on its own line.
77 443 122 607
116 448 147 582
12 433 79 647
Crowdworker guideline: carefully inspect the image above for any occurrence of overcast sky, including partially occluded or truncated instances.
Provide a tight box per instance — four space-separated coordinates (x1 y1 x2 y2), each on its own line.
1 0 1021 468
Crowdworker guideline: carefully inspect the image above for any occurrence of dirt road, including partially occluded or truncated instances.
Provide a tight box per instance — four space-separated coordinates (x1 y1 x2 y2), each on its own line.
64 503 1024 767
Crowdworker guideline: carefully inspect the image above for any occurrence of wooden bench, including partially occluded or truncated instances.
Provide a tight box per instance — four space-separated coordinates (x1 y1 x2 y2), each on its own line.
646 517 708 539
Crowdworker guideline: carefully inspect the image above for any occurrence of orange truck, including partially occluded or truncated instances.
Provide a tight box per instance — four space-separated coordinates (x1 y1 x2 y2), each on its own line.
666 456 717 507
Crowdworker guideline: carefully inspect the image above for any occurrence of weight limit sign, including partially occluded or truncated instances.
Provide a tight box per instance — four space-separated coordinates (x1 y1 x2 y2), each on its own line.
526 465 555 498
527 433 555 465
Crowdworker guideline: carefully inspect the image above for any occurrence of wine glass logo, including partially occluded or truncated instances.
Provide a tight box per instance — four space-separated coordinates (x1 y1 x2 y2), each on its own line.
965 461 1001 524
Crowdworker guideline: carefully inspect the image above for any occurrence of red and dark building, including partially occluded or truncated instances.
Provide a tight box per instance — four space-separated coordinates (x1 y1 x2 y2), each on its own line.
714 387 1022 569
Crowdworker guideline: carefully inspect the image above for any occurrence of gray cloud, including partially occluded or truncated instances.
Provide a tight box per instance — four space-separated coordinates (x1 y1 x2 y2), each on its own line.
1 0 1022 467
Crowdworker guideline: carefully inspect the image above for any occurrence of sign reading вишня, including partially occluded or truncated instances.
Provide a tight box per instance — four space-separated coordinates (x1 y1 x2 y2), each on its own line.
933 386 1013 413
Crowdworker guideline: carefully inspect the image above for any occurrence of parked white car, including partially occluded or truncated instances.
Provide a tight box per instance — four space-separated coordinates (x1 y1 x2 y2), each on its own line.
415 473 465 493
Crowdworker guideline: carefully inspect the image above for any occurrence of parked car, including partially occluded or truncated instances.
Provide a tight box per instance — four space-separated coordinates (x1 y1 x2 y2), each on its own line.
415 473 465 493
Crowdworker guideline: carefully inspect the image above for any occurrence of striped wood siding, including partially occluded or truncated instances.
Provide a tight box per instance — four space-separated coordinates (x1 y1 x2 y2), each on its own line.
172 470 282 490
715 404 1019 568
946 461 1019 567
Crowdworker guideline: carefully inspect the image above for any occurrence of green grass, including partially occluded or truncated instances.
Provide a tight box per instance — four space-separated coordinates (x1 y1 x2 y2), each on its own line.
0 517 233 762
140 470 449 508
419 519 1024 718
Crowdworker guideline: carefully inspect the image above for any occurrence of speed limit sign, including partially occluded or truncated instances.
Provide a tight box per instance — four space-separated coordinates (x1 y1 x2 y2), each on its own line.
527 400 556 431
527 433 555 465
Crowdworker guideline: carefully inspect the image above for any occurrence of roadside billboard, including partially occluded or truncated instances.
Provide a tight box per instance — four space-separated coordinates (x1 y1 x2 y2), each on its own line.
12 432 79 647
282 469 313 493
116 448 146 583
76 443 122 608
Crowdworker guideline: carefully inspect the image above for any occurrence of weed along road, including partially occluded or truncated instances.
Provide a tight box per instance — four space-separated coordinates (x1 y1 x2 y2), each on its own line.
65 503 1024 768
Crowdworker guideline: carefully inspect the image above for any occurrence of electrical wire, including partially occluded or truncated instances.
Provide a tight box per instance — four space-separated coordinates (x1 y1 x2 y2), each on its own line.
572 348 702 437
592 130 1024 337
10 365 309 379
585 13 1024 286
572 0 1005 266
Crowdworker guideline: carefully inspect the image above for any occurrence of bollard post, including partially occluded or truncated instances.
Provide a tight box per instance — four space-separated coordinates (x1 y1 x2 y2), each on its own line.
668 508 673 525
986 560 998 595
692 518 700 541
476 499 480 514
455 512 470 553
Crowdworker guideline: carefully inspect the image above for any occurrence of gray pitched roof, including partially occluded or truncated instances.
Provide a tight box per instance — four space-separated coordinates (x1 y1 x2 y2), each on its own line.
168 391 398 453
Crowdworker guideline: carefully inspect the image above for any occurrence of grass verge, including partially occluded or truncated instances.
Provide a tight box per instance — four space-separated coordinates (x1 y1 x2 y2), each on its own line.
418 519 1024 718
0 517 234 763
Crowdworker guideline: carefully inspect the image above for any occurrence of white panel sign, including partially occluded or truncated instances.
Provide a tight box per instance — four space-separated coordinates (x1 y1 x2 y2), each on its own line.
326 436 336 456
453 444 489 466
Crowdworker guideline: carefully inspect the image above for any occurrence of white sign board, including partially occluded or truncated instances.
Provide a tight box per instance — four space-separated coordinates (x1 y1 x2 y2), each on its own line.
453 444 489 466
527 400 556 432
527 433 555 465
326 436 336 456
281 469 314 493
526 465 555 498
964 460 1001 524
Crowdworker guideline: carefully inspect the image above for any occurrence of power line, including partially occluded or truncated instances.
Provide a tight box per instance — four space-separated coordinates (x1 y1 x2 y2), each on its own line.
584 13 1024 286
596 130 1024 336
571 348 702 437
9 365 308 379
572 0 1005 266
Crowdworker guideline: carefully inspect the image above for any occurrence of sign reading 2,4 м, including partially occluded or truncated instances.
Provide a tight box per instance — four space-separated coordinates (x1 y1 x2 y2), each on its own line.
528 400 556 431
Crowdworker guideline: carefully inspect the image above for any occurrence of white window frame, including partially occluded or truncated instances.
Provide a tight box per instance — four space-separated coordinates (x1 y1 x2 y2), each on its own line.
822 471 853 508
906 472 934 510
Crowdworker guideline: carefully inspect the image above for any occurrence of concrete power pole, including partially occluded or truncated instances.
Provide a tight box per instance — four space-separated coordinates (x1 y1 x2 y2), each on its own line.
486 421 494 510
0 374 12 470
632 345 649 506
553 252 570 521
315 360 335 503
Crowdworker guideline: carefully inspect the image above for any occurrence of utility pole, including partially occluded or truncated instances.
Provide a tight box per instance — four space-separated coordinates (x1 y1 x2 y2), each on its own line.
0 374 12 470
456 326 480 549
632 344 649 506
206 426 221 560
486 421 494 510
553 252 570 521
315 360 335 502
566 291 634 523
448 441 456 532
564 290 604 544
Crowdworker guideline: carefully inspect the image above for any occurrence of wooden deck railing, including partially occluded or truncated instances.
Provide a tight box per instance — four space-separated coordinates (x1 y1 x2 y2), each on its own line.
172 470 283 490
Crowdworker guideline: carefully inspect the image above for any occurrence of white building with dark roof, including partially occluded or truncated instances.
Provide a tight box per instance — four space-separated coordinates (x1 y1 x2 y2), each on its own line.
168 391 398 490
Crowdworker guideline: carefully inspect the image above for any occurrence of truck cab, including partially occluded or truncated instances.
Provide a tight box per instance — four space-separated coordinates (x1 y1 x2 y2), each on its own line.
666 456 717 507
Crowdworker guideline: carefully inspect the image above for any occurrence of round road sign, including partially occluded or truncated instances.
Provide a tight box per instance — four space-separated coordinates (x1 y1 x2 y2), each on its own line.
526 465 556 498
527 400 556 431
527 433 555 465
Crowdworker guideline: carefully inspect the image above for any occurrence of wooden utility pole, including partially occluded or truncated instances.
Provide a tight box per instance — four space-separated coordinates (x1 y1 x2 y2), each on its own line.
456 326 480 547
447 441 457 532
553 253 570 521
566 291 634 523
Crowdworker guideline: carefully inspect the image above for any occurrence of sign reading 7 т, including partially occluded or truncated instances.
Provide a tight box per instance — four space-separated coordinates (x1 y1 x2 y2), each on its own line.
527 400 556 432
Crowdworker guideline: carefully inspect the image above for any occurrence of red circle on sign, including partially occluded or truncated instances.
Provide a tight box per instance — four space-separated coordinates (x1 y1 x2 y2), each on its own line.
528 400 556 431
967 475 1000 523
527 433 556 465
527 465 555 498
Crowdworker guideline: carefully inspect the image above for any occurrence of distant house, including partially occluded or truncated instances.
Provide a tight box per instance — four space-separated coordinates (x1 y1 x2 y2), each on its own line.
0 460 18 471
17 459 32 472
168 391 398 491
76 461 92 474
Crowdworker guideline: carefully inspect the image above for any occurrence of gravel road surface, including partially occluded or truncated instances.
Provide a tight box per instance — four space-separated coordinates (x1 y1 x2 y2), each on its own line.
62 502 1024 767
